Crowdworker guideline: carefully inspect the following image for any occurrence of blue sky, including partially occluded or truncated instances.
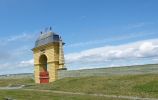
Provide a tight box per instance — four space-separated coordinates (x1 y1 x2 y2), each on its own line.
0 0 158 75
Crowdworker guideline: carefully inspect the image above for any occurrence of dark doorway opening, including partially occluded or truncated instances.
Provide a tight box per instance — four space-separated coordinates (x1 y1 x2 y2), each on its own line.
39 54 49 83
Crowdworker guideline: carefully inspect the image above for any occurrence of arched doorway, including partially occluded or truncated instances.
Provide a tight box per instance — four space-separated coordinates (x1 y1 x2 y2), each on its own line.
39 54 49 83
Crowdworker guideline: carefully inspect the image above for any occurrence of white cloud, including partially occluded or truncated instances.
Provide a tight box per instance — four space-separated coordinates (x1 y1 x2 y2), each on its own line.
19 59 34 67
138 42 156 57
0 63 10 70
7 33 32 42
66 32 157 47
152 58 158 61
65 39 158 67
0 59 34 75
126 23 146 29
0 59 34 70
139 42 154 52
0 32 37 46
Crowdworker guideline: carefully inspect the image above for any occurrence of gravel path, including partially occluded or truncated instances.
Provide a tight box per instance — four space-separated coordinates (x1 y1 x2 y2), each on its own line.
0 85 24 90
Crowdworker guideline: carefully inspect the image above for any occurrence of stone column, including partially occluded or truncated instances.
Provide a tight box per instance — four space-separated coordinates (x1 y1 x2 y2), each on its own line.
59 40 65 69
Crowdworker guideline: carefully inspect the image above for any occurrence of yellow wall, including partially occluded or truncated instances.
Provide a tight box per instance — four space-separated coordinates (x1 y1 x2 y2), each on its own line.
32 43 64 83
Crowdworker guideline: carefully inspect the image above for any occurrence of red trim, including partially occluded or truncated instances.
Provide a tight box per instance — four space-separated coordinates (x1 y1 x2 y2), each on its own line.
39 71 49 83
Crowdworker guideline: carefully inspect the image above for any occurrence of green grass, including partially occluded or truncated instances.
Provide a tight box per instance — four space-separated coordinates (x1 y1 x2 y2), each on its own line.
134 80 158 92
0 78 33 87
26 74 158 98
0 90 127 100
58 64 158 79
0 64 158 99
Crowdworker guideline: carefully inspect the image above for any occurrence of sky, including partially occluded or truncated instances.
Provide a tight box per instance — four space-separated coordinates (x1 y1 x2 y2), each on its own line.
0 0 158 75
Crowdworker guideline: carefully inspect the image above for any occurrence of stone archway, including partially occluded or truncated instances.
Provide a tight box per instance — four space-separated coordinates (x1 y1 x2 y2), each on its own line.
39 54 49 83
32 30 65 83
39 54 47 72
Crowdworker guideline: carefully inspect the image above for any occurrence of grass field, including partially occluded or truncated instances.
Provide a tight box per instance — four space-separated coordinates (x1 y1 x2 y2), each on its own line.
0 64 158 100
26 74 158 98
58 64 158 78
0 90 128 100
0 78 33 87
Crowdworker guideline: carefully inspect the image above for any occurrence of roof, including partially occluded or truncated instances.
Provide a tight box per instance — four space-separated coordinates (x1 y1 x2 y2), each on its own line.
34 31 61 48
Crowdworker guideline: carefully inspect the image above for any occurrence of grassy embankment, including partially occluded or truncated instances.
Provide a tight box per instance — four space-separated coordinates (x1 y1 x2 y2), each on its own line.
0 64 158 99
26 74 158 98
0 90 126 100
